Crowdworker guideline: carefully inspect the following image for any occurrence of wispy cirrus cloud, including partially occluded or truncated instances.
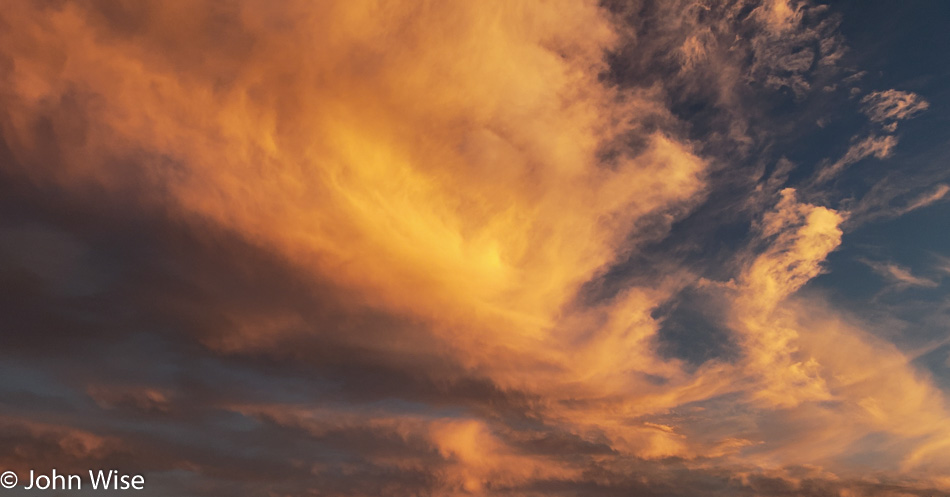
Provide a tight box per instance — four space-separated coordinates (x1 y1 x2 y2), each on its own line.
860 259 940 289
900 183 950 214
813 88 929 185
1 1 949 496
862 89 931 128
816 134 899 183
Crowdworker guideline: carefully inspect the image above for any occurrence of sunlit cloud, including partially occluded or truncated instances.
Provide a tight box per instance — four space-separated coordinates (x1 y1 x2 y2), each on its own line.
900 183 950 215
860 259 940 289
861 89 931 126
1 1 949 496
816 134 899 183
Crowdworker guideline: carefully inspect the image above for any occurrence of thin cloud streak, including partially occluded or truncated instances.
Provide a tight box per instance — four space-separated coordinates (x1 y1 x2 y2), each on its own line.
860 259 940 289
815 134 898 183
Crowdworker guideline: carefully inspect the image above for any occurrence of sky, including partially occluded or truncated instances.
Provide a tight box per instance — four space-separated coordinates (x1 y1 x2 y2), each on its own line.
1 1 949 496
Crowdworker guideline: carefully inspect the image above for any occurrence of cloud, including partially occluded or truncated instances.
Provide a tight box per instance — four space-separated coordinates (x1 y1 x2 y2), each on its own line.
604 0 847 163
732 188 843 407
845 179 950 226
816 134 899 182
0 0 708 343
789 302 950 475
708 190 950 477
0 416 126 476
860 260 940 289
1 1 949 496
937 256 950 276
900 184 950 214
861 90 930 126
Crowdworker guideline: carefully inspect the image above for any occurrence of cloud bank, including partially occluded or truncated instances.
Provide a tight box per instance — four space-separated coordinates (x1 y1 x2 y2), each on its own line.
1 1 948 496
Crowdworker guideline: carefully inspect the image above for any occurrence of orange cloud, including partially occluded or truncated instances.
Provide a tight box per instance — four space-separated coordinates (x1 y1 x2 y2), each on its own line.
816 135 899 182
0 0 711 479
2 1 950 495
716 189 950 481
0 0 704 344
861 89 930 124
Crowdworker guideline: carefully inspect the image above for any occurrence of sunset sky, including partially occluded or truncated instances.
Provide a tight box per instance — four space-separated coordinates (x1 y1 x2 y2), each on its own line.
2 1 950 495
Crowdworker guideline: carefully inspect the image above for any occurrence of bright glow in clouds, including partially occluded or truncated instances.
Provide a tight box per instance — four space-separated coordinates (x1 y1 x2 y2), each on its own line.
0 0 701 334
1 1 948 496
